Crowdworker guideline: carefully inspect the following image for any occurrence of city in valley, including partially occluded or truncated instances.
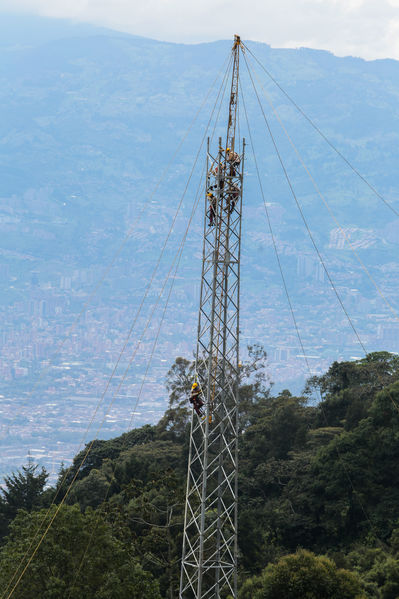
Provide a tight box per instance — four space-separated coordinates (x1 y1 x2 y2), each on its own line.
1 212 398 479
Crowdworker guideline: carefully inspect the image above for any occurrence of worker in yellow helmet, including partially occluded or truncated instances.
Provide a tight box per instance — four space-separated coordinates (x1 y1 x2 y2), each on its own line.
189 382 204 416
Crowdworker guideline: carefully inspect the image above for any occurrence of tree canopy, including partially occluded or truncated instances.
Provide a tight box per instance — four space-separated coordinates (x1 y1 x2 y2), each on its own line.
0 504 161 599
239 550 365 599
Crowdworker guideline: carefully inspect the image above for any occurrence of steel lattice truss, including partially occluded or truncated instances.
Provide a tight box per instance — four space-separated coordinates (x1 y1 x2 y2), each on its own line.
179 136 245 598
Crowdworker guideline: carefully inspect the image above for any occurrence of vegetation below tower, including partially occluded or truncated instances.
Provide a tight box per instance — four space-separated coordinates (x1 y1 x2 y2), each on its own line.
2 350 399 597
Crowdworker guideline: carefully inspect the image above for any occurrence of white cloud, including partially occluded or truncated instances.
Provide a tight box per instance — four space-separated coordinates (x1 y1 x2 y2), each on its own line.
1 0 399 60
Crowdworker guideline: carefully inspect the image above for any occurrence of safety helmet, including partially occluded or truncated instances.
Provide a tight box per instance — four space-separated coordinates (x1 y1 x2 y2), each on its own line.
207 192 213 197
226 147 230 152
192 382 198 389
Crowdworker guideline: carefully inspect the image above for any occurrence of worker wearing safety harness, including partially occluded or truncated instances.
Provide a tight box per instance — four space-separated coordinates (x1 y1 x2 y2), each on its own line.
189 382 204 416
226 147 241 176
207 192 217 226
227 183 240 213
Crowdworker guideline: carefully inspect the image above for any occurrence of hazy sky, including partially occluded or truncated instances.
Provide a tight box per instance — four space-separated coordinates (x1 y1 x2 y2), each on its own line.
1 0 399 60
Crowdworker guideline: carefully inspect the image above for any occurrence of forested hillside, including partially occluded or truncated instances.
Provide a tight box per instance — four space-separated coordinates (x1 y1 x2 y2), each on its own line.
2 350 399 597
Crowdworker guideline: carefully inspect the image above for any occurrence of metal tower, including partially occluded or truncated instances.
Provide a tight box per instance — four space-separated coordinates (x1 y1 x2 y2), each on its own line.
180 35 245 599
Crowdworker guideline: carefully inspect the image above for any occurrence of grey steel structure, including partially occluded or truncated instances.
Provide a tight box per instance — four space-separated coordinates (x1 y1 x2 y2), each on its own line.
179 36 245 599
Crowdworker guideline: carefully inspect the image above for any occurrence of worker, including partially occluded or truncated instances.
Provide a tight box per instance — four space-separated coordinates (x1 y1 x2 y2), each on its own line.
226 148 240 175
227 183 240 213
207 192 217 226
212 164 225 189
226 148 240 166
189 382 204 416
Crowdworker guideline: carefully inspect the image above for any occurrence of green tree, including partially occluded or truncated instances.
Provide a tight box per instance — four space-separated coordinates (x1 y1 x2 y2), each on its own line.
0 459 49 540
238 392 317 567
67 467 111 510
343 545 395 598
308 381 399 545
163 344 272 416
124 469 185 598
1 459 49 515
0 504 161 599
306 352 399 429
239 549 365 599
58 425 157 491
165 356 194 408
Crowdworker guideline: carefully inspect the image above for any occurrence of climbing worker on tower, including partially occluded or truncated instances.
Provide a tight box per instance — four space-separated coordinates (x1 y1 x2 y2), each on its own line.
207 192 217 226
227 183 240 213
212 163 225 190
226 148 241 176
189 382 204 416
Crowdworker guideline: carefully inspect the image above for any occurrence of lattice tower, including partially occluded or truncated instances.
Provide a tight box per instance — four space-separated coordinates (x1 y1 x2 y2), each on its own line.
179 35 245 599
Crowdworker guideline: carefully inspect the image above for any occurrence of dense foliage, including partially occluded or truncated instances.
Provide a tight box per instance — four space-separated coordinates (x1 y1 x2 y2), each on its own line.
0 505 161 599
2 350 399 597
239 550 364 599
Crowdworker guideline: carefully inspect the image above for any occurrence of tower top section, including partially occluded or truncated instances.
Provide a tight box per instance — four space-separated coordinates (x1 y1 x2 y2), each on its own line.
233 34 241 49
226 34 242 155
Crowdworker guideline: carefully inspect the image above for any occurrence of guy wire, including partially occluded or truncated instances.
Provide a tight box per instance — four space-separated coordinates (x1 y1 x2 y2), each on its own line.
243 52 399 416
242 42 399 219
239 77 313 377
243 52 368 359
245 52 399 325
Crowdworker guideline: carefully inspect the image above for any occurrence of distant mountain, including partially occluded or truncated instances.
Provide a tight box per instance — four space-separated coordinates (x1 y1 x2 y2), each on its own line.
0 13 132 47
1 14 399 476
